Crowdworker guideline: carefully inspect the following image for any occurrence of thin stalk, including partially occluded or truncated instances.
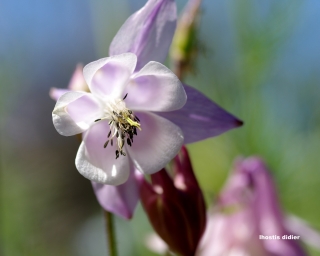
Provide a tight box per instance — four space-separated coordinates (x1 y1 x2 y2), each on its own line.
104 210 118 256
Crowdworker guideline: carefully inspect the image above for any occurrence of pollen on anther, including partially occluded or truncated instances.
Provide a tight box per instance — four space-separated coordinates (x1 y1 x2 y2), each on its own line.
103 106 141 160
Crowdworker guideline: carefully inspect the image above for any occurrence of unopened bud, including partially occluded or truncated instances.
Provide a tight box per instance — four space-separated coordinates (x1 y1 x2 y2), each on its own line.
140 147 206 256
170 0 202 79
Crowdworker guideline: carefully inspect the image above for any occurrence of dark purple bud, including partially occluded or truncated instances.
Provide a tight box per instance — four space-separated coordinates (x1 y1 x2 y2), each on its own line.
140 147 206 255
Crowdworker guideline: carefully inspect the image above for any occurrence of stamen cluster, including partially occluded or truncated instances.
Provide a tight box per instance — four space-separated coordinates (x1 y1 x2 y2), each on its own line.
95 94 141 159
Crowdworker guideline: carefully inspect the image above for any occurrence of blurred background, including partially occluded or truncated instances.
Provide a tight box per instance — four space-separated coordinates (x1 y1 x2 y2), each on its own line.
1 0 320 255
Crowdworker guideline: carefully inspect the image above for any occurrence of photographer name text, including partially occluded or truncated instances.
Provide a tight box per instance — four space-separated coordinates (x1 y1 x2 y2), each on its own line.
259 235 300 240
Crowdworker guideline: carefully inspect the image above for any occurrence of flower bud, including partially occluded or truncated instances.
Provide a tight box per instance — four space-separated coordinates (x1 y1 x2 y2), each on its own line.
140 146 206 256
170 0 202 79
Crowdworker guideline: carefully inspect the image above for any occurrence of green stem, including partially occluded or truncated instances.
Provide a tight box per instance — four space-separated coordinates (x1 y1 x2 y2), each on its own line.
165 250 172 256
104 210 118 256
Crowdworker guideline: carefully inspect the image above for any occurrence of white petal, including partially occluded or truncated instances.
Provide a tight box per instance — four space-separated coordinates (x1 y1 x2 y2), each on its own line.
127 112 184 174
52 91 102 136
76 121 130 185
83 53 137 98
126 61 186 112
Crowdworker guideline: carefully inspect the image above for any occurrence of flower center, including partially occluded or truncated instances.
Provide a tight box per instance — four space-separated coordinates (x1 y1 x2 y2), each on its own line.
94 93 141 159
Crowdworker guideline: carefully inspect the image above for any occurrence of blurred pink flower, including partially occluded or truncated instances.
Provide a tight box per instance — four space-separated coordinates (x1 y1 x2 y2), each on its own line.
51 0 242 219
198 157 306 256
50 64 88 101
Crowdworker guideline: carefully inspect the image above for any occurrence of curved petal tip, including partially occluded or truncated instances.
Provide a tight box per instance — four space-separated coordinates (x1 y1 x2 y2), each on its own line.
235 118 244 127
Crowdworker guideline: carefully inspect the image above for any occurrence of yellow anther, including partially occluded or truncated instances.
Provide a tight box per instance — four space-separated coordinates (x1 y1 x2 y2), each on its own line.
125 117 141 130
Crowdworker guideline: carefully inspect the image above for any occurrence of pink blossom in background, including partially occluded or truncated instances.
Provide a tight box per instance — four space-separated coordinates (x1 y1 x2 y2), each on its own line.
198 157 306 256
50 64 88 101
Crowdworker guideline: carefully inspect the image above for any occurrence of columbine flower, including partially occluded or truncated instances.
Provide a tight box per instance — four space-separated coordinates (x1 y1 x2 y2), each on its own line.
198 157 306 256
51 0 242 218
53 53 187 185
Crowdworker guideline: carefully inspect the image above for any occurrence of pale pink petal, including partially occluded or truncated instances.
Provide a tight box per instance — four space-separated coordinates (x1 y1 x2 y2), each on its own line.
83 53 137 98
91 169 140 219
90 63 130 99
67 94 103 129
49 88 69 101
75 121 130 185
52 91 102 136
127 112 183 175
109 0 177 71
125 61 186 112
68 63 89 92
